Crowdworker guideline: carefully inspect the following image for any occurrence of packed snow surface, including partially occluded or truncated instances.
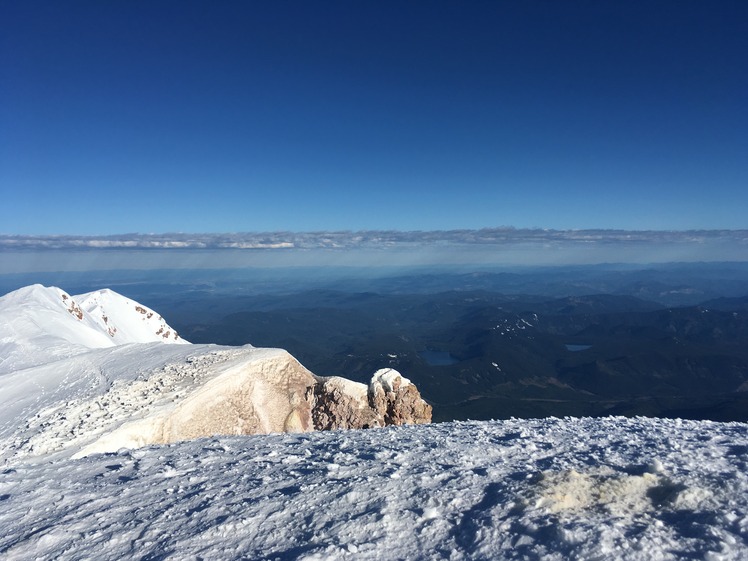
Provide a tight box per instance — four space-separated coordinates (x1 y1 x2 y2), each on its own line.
2 417 748 561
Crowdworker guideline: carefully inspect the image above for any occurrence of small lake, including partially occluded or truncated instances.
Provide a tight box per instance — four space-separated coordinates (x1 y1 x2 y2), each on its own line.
565 344 592 352
419 350 459 366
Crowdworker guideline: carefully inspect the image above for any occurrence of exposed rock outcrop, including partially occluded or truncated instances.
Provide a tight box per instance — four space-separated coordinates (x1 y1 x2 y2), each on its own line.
368 368 433 426
310 368 432 430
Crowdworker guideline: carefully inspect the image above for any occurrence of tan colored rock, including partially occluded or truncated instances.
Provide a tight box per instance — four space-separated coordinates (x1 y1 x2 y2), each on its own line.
367 368 433 426
308 377 381 430
310 368 432 430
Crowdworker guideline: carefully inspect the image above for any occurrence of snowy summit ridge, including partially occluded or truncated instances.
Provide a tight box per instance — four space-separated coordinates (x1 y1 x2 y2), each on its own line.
72 287 186 345
0 284 186 375
0 285 430 463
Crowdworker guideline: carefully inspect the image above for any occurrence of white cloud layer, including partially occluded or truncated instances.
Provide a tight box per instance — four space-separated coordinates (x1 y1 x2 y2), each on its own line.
2 228 746 251
1 229 746 273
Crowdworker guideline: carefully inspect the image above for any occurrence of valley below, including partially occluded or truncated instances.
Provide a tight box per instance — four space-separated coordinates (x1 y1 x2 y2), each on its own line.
152 265 748 423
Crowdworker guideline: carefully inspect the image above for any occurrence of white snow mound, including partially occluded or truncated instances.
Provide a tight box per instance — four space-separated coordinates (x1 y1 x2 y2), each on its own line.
0 343 319 461
370 367 411 392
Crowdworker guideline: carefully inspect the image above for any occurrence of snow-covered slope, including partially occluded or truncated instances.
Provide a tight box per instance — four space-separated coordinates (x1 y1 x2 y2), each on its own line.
72 288 186 345
0 285 114 373
2 417 747 561
0 285 186 375
0 285 429 462
0 286 306 460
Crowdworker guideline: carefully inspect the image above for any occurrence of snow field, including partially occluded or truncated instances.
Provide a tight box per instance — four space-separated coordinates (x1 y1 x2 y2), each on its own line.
2 416 747 560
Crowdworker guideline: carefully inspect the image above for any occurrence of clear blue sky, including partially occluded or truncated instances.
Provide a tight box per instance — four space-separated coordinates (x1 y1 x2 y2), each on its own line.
2 1 747 235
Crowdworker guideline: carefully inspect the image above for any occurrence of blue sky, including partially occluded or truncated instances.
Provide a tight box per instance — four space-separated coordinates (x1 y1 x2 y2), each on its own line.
1 1 747 235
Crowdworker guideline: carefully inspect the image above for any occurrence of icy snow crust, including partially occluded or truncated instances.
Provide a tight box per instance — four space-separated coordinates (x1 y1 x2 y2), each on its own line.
1 417 748 560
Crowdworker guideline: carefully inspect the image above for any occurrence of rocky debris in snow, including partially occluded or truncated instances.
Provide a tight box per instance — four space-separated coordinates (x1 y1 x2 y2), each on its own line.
62 293 84 320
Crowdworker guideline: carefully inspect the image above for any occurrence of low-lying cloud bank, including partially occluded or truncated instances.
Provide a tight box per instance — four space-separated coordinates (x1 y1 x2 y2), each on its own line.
1 229 746 273
2 228 747 251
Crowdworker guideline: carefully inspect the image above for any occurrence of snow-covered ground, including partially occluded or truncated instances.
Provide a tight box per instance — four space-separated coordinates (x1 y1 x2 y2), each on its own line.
2 416 748 560
0 342 307 461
